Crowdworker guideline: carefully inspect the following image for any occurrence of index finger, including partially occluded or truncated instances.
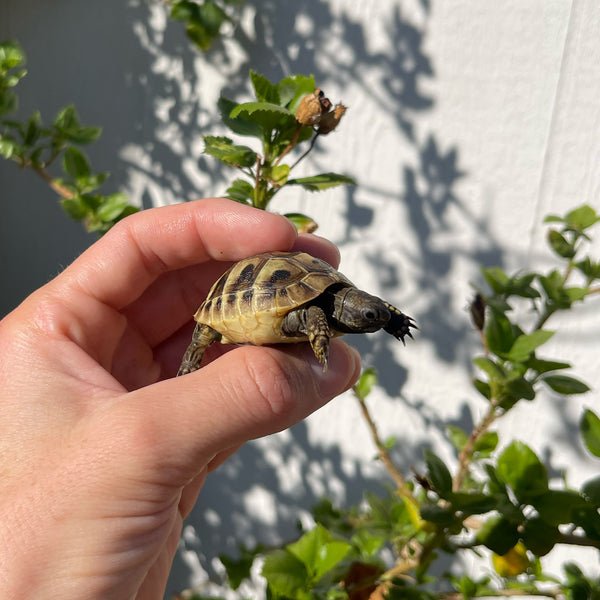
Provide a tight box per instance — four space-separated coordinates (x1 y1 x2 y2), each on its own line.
55 198 298 309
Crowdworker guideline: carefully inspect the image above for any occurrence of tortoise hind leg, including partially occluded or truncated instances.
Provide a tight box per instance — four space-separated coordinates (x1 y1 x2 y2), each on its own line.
383 302 417 345
177 323 221 376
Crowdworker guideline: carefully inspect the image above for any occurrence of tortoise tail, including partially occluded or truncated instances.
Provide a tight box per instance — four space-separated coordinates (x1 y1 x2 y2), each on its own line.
383 302 417 345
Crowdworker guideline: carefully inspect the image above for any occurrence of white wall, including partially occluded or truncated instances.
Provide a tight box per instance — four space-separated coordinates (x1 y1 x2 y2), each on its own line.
1 0 599 596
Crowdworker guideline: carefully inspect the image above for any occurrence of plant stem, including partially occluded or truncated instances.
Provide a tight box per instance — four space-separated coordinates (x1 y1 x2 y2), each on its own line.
273 123 301 167
355 393 412 495
453 398 500 491
11 153 75 199
290 131 319 171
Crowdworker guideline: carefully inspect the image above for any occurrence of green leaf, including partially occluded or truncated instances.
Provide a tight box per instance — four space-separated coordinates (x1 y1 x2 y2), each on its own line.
447 425 468 452
548 229 576 259
448 492 498 515
287 173 357 192
481 267 510 294
525 357 571 375
565 204 600 231
250 71 280 104
97 193 130 221
582 476 600 504
0 137 19 158
287 525 350 580
473 357 506 380
497 441 548 499
60 195 89 221
284 212 318 233
485 310 517 356
277 74 316 111
506 330 554 362
0 40 25 73
170 0 198 21
264 163 289 186
420 503 456 527
63 147 91 178
203 135 257 168
229 101 294 132
505 376 535 402
531 490 588 525
581 409 600 458
219 545 261 590
473 378 491 399
543 375 590 395
23 110 42 146
353 368 377 401
225 178 253 204
474 431 499 455
261 549 308 596
424 450 453 496
218 97 263 138
475 514 519 555
575 257 600 280
521 517 559 556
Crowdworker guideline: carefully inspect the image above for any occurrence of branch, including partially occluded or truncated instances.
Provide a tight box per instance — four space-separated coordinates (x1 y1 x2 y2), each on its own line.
453 398 500 491
11 154 75 199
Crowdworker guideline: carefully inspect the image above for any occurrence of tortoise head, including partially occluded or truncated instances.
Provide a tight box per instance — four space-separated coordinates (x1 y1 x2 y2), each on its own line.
330 287 391 333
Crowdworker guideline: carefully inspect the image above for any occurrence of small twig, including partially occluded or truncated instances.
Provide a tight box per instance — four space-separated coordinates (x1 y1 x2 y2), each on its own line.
453 398 500 491
273 123 302 167
290 131 319 171
11 153 75 199
355 394 412 495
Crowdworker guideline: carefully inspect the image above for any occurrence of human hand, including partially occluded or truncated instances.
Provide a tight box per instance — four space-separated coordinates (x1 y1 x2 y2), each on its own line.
0 198 361 599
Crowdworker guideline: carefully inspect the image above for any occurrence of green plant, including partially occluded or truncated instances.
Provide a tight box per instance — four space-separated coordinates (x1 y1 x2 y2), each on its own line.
168 0 243 52
0 41 138 234
204 70 355 230
188 204 600 599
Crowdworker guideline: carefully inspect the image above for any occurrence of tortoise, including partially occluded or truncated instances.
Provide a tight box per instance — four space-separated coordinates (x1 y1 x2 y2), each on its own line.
177 251 416 375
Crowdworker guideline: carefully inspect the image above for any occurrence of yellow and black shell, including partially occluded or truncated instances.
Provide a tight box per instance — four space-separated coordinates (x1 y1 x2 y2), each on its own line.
194 251 353 345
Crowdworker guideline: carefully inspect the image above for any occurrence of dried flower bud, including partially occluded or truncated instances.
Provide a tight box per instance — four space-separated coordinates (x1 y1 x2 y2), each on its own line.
317 103 347 134
470 293 486 331
295 89 325 126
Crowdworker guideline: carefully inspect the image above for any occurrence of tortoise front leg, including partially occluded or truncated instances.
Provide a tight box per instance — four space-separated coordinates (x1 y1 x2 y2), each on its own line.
177 323 221 376
282 305 331 371
382 302 417 345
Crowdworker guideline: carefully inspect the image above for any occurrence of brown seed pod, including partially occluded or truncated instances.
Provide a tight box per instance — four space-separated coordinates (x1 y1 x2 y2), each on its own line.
317 103 347 134
295 88 329 126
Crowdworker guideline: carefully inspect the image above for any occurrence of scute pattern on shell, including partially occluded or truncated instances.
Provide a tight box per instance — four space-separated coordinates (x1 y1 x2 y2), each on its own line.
193 251 352 346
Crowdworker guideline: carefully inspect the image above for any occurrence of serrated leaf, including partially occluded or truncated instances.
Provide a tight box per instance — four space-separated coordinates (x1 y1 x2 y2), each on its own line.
230 101 293 132
353 368 377 401
63 146 91 178
218 97 263 138
497 441 547 499
60 196 89 221
287 172 356 191
506 330 554 362
23 110 42 146
543 375 590 395
424 449 453 496
203 135 257 168
225 178 253 204
531 490 588 525
581 409 600 458
476 514 519 555
261 549 307 596
250 70 280 104
277 74 316 111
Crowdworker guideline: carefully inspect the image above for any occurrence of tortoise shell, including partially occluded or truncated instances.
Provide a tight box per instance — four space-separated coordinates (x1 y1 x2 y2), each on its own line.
194 251 353 345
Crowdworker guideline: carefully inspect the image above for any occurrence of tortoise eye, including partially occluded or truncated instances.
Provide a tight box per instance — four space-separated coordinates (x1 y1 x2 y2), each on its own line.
363 309 376 320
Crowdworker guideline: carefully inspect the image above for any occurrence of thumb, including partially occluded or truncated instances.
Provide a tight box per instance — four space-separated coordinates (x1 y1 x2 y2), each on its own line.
120 340 361 481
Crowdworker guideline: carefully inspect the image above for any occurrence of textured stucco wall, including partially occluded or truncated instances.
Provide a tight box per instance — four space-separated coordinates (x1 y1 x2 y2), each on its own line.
1 0 599 596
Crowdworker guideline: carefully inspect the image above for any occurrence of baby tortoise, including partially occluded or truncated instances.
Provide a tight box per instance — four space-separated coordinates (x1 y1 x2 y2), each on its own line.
177 251 416 375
